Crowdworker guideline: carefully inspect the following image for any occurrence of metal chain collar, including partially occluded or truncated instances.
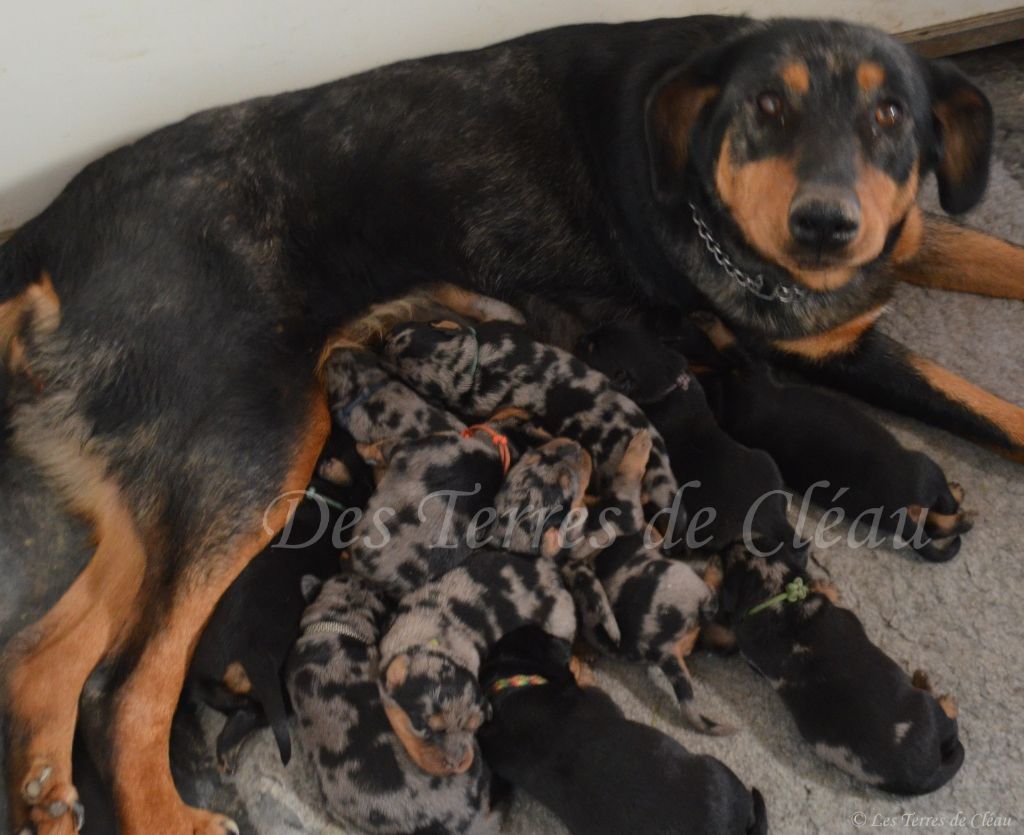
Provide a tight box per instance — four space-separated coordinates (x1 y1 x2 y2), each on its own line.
689 202 806 304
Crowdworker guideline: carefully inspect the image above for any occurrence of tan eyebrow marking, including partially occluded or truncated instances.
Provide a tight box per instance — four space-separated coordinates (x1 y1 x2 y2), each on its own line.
780 61 810 95
857 61 885 92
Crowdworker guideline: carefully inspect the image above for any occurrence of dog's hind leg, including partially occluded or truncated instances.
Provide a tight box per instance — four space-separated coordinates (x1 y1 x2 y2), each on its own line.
4 472 146 835
893 214 1024 300
104 393 328 835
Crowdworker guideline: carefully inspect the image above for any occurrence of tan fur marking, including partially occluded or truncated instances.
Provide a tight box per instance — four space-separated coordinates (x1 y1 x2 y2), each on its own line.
715 136 800 273
702 559 723 592
781 61 810 95
774 306 885 361
808 579 839 604
654 79 719 174
383 702 471 776
856 61 885 92
851 162 920 269
222 662 253 696
895 215 1024 299
569 655 596 687
938 694 959 720
910 355 1024 449
675 625 701 661
890 205 924 264
700 623 737 652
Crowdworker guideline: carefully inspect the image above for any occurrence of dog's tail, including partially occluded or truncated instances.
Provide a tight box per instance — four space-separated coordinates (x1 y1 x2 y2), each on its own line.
747 787 768 835
249 662 293 766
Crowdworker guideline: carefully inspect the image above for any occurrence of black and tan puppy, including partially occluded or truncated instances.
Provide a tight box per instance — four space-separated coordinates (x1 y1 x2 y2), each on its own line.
479 626 767 835
699 318 972 562
286 574 499 835
579 321 798 555
187 456 360 773
378 551 576 777
712 544 964 794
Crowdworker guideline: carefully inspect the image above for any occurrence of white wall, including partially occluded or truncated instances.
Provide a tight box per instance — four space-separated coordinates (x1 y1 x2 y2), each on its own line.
0 0 1016 230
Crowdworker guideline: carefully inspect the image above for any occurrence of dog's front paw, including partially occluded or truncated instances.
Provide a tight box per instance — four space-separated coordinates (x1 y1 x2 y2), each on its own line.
18 761 84 834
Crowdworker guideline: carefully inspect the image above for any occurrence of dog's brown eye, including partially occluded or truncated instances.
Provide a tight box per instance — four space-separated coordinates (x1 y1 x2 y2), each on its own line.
874 101 902 129
757 92 784 119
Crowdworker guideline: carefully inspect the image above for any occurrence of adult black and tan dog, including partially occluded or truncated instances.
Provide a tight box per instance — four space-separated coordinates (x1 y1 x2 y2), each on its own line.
1 14 1022 833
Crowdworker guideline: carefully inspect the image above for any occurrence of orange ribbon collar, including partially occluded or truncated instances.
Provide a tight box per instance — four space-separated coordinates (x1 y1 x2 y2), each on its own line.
462 423 511 475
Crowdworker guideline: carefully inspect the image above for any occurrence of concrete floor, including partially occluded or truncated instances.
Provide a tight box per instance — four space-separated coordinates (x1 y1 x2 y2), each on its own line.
2 38 1023 835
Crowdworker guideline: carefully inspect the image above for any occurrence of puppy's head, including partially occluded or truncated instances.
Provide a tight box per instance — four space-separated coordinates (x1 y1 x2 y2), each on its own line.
649 19 992 291
323 348 386 412
577 323 692 404
495 438 593 557
380 651 487 776
384 320 478 402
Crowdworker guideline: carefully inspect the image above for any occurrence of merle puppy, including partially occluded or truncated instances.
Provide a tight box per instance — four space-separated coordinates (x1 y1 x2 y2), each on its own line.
712 543 964 794
491 431 653 646
579 321 798 555
582 533 728 734
324 346 465 444
479 626 767 835
187 463 355 772
286 574 499 834
347 428 510 598
378 550 576 777
383 319 682 527
698 318 972 562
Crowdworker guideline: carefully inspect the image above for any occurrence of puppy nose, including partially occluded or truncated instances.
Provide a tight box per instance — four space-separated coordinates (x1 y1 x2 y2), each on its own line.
788 189 860 251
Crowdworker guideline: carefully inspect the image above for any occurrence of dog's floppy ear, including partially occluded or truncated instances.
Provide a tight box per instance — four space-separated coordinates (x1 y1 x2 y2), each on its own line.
646 39 741 205
927 59 993 215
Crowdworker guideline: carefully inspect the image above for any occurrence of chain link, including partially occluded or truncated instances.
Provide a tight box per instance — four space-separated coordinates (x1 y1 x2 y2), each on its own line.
689 202 805 304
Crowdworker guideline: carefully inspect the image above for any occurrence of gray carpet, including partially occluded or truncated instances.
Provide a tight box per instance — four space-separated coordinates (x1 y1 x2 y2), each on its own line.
2 40 1023 835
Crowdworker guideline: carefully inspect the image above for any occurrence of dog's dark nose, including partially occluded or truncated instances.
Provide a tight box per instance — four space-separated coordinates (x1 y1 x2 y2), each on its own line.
788 189 861 251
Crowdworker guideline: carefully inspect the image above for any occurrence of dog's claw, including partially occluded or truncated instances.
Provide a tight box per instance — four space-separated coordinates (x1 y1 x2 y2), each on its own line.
72 800 86 832
17 826 35 835
224 818 240 834
23 765 52 801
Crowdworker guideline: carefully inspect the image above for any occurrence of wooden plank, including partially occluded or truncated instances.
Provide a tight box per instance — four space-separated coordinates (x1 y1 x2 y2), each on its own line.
899 6 1024 57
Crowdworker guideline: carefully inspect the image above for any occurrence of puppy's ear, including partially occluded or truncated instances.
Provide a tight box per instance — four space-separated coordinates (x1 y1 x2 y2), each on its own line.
384 655 409 692
300 574 323 604
356 439 397 467
927 59 993 214
540 526 563 559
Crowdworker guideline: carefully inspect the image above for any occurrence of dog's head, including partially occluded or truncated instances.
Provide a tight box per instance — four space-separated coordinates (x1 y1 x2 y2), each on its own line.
380 650 487 776
494 437 593 557
384 320 478 402
578 323 692 404
649 19 992 291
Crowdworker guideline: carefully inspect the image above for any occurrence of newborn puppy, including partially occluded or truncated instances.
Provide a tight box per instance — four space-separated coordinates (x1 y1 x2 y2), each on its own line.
187 467 350 771
379 550 576 776
347 426 511 598
479 626 767 835
323 345 465 443
699 318 971 562
584 533 729 734
578 321 797 556
382 320 681 528
713 544 964 794
286 575 499 835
